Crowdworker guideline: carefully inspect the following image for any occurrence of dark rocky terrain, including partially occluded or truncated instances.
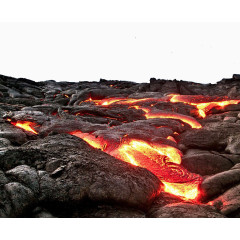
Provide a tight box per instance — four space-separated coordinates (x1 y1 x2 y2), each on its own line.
1 73 240 218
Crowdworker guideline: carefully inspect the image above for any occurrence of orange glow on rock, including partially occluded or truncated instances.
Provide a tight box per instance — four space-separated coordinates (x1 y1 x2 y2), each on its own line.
70 131 106 150
162 181 199 200
84 95 240 120
99 98 126 106
167 136 177 143
83 97 164 107
70 130 201 200
170 94 240 118
144 110 202 129
133 105 202 129
12 94 240 201
11 94 223 201
10 121 38 134
83 97 203 129
114 139 182 165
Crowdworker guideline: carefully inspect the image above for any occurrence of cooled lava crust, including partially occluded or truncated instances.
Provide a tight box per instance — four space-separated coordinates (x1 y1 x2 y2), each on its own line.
1 74 240 218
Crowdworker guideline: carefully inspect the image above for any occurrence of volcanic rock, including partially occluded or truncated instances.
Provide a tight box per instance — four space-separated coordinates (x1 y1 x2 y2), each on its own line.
3 182 37 217
39 119 108 137
182 149 234 175
225 134 240 154
223 116 237 123
227 86 239 98
0 137 11 148
199 167 240 201
73 204 146 218
209 184 240 216
233 74 240 80
178 129 221 150
45 159 62 173
179 122 240 150
6 165 39 196
4 110 49 125
147 192 183 217
31 207 55 218
1 73 240 218
0 123 27 145
154 102 196 116
0 170 8 185
148 202 225 218
0 134 161 217
0 147 46 171
25 134 161 210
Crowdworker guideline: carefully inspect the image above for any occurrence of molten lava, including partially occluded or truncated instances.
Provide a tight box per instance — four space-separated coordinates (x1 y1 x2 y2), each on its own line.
83 97 203 128
69 131 107 150
162 181 199 200
132 105 202 129
169 94 240 118
13 94 234 200
10 120 38 134
83 97 164 106
84 95 240 122
70 130 201 200
144 109 202 129
167 136 177 143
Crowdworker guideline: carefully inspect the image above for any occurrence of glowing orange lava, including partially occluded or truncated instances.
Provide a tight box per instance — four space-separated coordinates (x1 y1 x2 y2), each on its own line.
167 136 177 143
83 97 203 128
145 110 202 129
132 106 202 129
170 94 240 118
70 130 201 200
162 181 199 200
83 97 164 106
97 98 126 106
69 131 107 150
10 121 38 134
85 95 240 121
11 94 226 200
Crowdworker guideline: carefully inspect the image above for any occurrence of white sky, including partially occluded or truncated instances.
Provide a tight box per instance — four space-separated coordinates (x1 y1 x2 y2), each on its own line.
0 22 239 84
0 0 240 84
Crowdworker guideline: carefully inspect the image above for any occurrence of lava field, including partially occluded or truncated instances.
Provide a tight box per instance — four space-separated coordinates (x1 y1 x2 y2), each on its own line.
1 73 240 218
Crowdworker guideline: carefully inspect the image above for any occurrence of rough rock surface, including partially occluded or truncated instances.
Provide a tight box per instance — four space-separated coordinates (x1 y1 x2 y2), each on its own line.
36 136 161 209
209 184 240 217
1 73 240 217
199 167 240 201
0 123 27 145
226 134 240 154
182 150 234 175
73 205 146 218
0 134 161 217
148 203 225 218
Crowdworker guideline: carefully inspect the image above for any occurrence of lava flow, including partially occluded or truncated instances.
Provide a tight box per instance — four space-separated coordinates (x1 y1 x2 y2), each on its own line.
132 105 202 129
91 97 164 106
169 94 240 118
13 94 240 200
70 130 202 200
83 97 203 129
7 119 38 134
85 95 240 121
